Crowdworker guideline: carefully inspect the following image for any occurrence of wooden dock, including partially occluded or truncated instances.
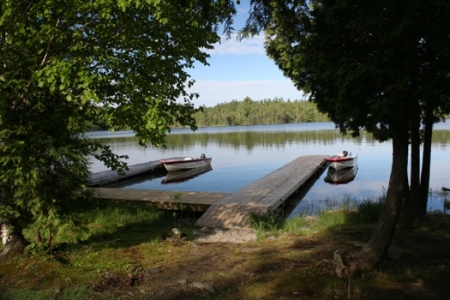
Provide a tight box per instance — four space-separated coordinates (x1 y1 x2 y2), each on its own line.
93 188 229 211
195 155 326 229
90 155 327 228
89 160 163 187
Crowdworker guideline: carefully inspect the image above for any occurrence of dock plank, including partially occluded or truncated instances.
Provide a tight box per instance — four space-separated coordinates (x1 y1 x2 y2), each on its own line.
93 188 229 211
195 155 326 229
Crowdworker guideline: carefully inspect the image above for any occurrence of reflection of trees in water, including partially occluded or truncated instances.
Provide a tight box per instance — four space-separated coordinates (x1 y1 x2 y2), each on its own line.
93 128 450 152
165 130 379 151
432 130 450 144
93 127 450 150
166 130 356 150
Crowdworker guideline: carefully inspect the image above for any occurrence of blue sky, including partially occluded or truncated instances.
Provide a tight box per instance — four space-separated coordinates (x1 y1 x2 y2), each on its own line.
186 1 305 107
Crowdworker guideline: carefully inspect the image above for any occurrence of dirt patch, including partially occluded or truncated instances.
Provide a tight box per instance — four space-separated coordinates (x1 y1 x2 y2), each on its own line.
3 215 450 300
101 232 450 300
93 271 142 292
192 227 257 243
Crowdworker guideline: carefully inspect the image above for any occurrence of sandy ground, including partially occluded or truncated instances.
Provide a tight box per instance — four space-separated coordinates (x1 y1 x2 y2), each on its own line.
192 227 257 243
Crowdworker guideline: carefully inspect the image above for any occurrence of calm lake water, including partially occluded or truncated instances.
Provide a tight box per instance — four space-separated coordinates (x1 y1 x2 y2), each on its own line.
87 122 450 217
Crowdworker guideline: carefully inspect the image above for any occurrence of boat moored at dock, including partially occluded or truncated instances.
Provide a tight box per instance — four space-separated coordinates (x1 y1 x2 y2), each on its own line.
160 154 212 172
325 151 357 170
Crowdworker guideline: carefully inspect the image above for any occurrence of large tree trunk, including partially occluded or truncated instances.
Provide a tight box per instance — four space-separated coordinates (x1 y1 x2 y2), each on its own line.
348 129 408 275
420 105 433 218
0 221 27 257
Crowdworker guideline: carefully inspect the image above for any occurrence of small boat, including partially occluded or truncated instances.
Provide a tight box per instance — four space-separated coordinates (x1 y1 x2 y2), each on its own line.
442 186 450 192
325 151 358 170
324 165 358 185
160 154 212 172
162 165 212 184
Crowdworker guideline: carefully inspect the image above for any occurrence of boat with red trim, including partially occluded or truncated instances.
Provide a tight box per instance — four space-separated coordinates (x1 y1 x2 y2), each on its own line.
325 151 357 170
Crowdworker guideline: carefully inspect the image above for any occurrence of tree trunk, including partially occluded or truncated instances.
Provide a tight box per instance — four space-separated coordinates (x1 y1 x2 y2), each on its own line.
1 222 9 245
0 221 27 257
348 129 408 275
420 105 433 217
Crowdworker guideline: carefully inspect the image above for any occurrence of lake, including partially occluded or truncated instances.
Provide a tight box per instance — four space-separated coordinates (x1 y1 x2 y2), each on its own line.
87 122 450 217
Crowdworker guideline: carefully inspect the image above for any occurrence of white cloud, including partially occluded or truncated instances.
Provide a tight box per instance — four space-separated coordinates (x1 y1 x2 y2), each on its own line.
190 80 306 107
208 34 266 55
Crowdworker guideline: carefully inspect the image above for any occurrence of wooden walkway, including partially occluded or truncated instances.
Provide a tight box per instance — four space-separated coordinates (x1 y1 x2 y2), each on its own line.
89 160 163 187
195 155 326 229
94 188 229 211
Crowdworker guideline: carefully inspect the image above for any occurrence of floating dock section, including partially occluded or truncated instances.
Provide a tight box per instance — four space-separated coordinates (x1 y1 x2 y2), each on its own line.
195 155 326 229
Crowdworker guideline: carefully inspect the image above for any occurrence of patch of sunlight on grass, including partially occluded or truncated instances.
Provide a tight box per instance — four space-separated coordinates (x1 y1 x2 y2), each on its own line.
236 282 276 300
69 246 133 273
84 205 163 234
253 194 386 237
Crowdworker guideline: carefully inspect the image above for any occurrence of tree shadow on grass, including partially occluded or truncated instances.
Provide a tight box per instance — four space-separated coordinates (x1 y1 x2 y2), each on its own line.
67 201 203 252
17 191 450 299
5 200 450 299
319 209 450 300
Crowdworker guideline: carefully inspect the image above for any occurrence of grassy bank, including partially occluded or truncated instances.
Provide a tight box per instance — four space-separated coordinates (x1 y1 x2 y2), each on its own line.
1 198 450 299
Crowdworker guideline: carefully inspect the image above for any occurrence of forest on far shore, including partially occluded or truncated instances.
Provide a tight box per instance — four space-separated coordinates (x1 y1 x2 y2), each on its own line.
88 97 329 131
192 97 330 127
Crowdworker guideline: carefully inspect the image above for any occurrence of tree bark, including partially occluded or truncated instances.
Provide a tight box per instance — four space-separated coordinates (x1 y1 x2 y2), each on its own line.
0 221 27 257
420 105 433 217
1 222 9 245
348 128 408 275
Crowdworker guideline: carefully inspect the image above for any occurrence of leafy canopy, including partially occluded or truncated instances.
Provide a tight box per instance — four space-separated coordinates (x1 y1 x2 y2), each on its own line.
0 0 236 247
242 0 450 139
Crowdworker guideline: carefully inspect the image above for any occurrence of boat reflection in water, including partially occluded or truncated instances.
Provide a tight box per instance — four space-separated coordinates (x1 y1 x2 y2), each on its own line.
162 165 213 184
324 165 358 185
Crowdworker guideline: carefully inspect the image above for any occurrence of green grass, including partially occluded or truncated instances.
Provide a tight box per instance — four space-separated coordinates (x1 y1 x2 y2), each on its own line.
252 195 385 239
2 195 450 300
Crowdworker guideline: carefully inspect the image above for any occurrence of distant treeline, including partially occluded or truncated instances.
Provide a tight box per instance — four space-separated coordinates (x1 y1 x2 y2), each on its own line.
89 97 329 131
193 97 330 127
